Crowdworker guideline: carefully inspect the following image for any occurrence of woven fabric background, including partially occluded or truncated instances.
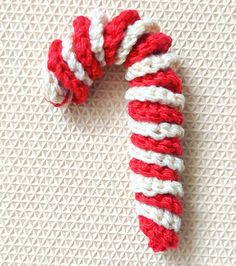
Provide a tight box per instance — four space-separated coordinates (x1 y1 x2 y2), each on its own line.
0 0 235 265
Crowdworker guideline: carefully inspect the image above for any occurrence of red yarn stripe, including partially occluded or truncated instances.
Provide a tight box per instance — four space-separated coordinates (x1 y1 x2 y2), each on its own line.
47 39 88 104
128 100 183 124
73 16 102 80
138 215 179 252
131 134 182 156
129 68 182 93
129 158 180 181
124 32 172 68
103 10 140 65
135 193 183 216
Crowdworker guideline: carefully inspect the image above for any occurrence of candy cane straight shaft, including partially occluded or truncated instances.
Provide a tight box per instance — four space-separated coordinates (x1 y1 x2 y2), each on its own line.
44 10 185 252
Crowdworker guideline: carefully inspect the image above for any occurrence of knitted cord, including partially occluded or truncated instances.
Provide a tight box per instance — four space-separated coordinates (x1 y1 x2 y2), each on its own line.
44 10 185 252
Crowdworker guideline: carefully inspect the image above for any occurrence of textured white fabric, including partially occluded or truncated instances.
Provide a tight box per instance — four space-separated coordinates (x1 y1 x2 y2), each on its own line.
129 144 185 172
128 118 185 140
125 86 185 109
115 19 160 65
1 1 235 265
130 173 183 197
135 201 181 232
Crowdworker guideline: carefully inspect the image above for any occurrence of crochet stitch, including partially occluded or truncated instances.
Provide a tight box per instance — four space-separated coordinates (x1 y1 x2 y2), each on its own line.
44 10 185 252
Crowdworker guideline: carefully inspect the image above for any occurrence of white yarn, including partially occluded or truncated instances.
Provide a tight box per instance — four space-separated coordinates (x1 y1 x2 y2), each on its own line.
89 10 108 66
125 53 178 81
128 118 184 140
43 70 73 105
115 19 160 65
61 36 93 86
130 173 183 197
129 144 185 172
125 86 185 110
136 201 181 232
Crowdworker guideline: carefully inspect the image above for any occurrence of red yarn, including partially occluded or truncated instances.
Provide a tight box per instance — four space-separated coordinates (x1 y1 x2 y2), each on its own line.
47 39 88 104
128 100 183 124
129 158 180 181
73 16 102 80
103 10 140 65
124 32 172 68
129 68 182 93
135 193 183 215
138 215 179 252
131 134 183 156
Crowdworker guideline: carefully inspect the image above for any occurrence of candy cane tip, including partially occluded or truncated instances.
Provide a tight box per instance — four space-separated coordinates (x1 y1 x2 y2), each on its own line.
138 216 179 252
43 69 72 107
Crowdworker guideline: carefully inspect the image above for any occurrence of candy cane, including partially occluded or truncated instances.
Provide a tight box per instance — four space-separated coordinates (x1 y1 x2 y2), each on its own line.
44 10 185 252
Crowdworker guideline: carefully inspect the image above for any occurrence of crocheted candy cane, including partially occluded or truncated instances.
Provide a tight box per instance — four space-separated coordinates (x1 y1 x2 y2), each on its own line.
44 10 185 252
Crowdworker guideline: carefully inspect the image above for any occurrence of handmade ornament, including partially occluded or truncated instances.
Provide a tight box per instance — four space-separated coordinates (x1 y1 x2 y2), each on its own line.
44 10 185 252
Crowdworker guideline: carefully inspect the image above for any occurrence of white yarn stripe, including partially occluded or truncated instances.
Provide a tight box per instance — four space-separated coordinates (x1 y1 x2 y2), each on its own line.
130 173 183 197
61 36 93 86
43 69 72 105
128 118 184 140
115 19 160 65
125 53 178 81
129 144 185 172
125 86 185 110
136 201 181 232
89 10 107 66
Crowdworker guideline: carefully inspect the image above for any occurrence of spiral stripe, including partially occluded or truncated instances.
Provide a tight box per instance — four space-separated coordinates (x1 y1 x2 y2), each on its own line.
44 10 185 252
126 53 179 80
47 39 89 105
125 86 185 109
73 16 102 80
129 144 185 172
115 19 160 65
136 201 181 232
129 68 182 93
130 173 184 197
130 158 180 181
131 134 182 155
135 193 183 216
128 100 183 125
103 10 140 65
89 10 107 65
128 118 184 140
61 36 93 86
124 32 172 68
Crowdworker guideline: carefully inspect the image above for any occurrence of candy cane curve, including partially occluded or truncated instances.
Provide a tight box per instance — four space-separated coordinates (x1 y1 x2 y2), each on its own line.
44 9 185 252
